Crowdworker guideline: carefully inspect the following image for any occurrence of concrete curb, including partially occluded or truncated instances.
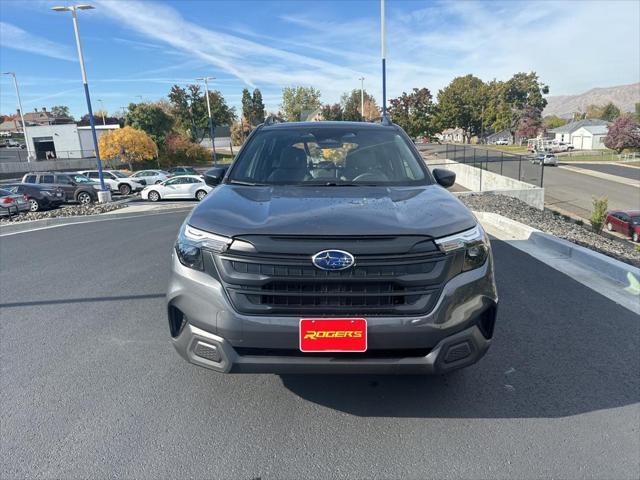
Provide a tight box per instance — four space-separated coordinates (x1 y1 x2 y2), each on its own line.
474 211 640 286
0 204 193 236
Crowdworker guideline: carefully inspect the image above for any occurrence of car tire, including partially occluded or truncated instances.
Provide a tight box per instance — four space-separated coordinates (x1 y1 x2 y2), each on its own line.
28 198 40 212
606 222 613 231
148 190 161 202
76 191 93 204
633 232 639 243
195 189 207 201
118 184 132 195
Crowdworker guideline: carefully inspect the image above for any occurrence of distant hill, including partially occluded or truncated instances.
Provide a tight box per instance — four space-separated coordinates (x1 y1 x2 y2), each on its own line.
543 83 640 119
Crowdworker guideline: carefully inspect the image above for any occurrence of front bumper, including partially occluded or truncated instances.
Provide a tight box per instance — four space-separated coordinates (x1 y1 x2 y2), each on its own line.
167 251 498 374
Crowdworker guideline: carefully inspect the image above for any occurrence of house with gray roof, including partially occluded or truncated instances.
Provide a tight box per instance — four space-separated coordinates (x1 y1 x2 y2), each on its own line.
549 119 610 147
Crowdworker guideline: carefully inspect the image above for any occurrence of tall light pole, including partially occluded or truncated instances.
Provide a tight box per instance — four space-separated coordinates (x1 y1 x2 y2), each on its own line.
359 77 365 121
52 4 109 201
2 72 33 162
196 76 217 165
97 98 106 125
380 0 387 117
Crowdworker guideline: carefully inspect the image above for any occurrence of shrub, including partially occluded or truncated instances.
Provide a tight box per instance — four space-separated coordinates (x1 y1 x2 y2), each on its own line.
590 196 608 233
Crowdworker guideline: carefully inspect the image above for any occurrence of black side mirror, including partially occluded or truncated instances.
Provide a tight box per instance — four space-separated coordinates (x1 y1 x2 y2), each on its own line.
432 168 456 188
204 166 228 187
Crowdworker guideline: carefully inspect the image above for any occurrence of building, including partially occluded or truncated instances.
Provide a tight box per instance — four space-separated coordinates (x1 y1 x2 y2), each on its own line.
24 123 119 160
23 107 74 126
549 119 609 147
570 125 609 150
439 128 465 142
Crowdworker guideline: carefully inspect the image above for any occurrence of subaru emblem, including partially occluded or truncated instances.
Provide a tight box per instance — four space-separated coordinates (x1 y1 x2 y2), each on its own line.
312 250 355 271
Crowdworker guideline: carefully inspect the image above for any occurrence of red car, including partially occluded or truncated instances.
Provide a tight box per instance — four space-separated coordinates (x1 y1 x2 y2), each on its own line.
605 210 640 242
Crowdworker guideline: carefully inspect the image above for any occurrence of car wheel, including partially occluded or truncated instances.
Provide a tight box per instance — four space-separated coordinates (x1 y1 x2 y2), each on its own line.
28 198 40 212
195 189 207 201
118 184 132 195
606 222 613 231
76 191 92 204
633 232 639 243
148 190 160 202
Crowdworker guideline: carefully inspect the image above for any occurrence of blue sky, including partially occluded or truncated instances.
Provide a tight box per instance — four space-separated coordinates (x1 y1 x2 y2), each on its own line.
1 0 639 119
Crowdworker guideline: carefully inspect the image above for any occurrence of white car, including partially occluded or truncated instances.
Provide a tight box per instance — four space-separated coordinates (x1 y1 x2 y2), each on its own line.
141 175 212 202
129 169 171 185
495 139 509 145
78 170 145 195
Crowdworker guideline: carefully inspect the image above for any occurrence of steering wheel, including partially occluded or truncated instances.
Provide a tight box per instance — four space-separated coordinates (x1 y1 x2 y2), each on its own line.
352 172 389 182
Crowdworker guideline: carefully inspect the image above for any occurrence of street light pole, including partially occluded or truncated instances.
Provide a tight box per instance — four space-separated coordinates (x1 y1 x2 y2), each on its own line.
359 77 365 121
196 76 217 166
380 0 387 117
97 98 106 125
52 4 109 201
2 72 33 162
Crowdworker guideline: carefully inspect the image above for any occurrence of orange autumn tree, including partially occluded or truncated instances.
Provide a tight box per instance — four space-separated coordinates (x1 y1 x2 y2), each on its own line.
98 126 158 170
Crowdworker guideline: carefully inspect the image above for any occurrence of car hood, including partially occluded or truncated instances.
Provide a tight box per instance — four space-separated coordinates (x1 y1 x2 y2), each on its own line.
188 184 477 238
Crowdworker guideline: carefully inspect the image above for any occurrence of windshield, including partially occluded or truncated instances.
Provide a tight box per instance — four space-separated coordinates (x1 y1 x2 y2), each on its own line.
72 175 92 183
227 127 430 186
631 216 640 226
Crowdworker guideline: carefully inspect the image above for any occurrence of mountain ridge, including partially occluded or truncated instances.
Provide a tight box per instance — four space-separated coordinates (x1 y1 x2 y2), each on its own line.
543 83 639 119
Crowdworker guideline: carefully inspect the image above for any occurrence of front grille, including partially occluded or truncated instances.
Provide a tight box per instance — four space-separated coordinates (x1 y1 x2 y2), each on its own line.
207 243 461 316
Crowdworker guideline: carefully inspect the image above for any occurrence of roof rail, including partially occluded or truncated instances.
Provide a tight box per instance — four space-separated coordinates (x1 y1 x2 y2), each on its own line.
380 114 392 126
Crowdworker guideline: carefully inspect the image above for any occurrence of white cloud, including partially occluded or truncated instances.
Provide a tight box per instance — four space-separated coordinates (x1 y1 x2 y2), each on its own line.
0 22 76 62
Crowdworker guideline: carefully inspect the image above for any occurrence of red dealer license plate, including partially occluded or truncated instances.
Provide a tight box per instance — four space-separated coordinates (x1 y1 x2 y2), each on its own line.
299 318 367 352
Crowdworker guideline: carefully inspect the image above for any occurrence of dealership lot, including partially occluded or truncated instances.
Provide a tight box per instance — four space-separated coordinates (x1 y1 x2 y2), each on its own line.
1 210 638 479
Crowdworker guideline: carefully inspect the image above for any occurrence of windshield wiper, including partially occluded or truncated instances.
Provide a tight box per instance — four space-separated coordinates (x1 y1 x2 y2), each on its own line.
302 181 377 186
228 180 269 186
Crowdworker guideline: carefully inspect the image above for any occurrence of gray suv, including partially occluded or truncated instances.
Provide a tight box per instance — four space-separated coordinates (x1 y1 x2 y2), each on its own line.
167 120 498 374
22 172 100 204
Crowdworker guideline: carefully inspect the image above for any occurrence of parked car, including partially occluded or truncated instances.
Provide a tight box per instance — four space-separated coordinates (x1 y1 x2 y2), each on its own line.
22 172 100 204
605 210 640 242
78 170 145 195
167 120 498 375
141 175 212 202
495 139 509 145
0 188 30 216
1 183 65 212
167 166 199 176
559 142 574 150
531 153 558 166
129 169 171 185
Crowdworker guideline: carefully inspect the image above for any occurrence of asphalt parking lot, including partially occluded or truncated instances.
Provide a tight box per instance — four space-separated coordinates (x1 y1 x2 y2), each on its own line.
1 210 639 479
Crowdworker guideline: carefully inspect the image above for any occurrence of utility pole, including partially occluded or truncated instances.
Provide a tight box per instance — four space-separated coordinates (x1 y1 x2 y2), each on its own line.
196 76 217 165
52 4 109 201
359 77 365 121
381 0 387 116
97 98 106 125
2 72 33 162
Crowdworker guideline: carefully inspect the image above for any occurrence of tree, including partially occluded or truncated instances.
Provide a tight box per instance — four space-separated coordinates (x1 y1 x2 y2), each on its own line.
98 126 158 170
321 103 343 121
600 102 621 122
635 103 640 122
241 88 253 123
604 116 640 153
388 87 435 138
487 72 548 143
163 133 210 165
125 102 174 146
340 89 379 121
435 74 486 143
281 86 321 121
50 105 71 119
543 115 568 129
252 89 265 125
517 106 544 139
168 84 235 142
231 121 252 145
77 113 121 126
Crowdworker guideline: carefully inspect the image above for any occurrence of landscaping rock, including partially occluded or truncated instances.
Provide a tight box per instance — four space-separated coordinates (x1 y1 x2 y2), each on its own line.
0 203 123 224
460 193 640 267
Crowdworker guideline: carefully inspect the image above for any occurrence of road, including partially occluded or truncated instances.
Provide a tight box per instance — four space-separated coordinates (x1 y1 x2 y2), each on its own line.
1 210 638 479
420 144 640 219
567 162 640 181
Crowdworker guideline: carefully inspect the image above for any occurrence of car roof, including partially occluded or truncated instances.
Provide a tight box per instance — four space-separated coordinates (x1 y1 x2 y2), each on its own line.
261 121 394 131
169 174 202 180
613 210 640 215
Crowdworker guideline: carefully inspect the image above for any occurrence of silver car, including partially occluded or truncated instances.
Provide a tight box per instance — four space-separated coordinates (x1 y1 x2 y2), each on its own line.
0 188 30 217
167 120 498 375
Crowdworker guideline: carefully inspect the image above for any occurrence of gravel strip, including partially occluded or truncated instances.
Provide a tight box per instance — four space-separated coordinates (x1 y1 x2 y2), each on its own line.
0 203 124 224
460 193 640 267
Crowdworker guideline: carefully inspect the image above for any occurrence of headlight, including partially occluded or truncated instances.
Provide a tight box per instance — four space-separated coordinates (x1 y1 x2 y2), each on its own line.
434 224 489 271
175 222 232 271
